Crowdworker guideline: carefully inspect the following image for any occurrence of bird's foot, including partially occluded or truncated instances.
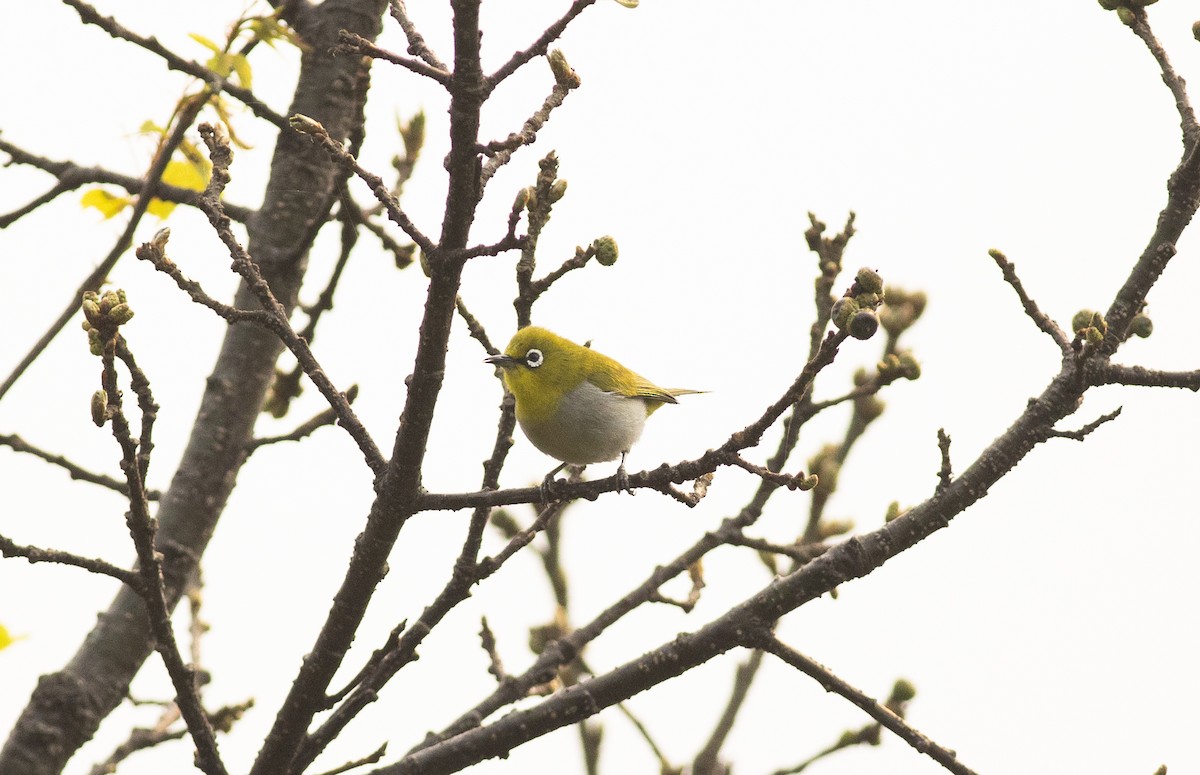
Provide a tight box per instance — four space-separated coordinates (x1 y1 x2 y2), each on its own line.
540 462 568 503
616 458 634 495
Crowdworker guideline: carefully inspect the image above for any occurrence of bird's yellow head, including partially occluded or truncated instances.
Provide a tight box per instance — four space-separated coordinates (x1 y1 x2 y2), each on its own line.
484 327 595 423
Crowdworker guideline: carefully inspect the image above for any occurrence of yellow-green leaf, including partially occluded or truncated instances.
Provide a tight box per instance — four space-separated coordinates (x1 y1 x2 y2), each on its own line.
188 32 222 54
228 53 252 88
81 188 132 219
139 119 167 136
612 0 639 6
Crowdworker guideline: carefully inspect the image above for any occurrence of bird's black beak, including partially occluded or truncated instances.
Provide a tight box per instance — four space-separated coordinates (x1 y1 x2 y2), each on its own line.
484 354 517 368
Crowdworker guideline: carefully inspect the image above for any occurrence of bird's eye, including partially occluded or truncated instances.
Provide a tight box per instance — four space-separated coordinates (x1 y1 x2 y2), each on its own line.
524 348 543 368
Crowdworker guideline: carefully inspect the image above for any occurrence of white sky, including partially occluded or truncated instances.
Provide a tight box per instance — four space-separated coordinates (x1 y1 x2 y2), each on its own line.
2 2 1199 774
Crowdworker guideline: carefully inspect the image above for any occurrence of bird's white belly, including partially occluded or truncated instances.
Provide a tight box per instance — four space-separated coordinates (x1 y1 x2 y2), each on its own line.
520 381 648 464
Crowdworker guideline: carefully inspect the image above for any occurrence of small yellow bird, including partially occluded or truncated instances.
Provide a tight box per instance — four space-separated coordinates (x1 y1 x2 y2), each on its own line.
485 326 701 492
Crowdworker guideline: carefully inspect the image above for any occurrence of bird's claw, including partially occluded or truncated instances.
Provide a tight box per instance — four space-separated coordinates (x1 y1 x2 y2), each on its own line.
616 462 633 495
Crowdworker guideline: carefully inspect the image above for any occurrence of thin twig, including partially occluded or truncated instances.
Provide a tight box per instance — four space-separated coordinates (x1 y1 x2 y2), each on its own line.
487 0 596 89
935 429 952 495
99 334 228 775
753 634 979 775
336 30 450 85
389 0 447 72
61 0 291 132
987 249 1070 352
288 114 435 254
310 743 389 775
0 533 140 587
1126 8 1199 143
0 136 253 224
478 618 506 682
481 57 581 189
0 433 161 499
455 296 496 354
246 398 353 454
1047 408 1122 441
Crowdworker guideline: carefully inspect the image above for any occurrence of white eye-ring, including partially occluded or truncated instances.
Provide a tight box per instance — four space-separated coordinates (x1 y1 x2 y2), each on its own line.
524 348 544 368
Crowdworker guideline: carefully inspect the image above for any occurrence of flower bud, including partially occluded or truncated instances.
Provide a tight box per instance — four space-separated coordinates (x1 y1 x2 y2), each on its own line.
849 310 879 340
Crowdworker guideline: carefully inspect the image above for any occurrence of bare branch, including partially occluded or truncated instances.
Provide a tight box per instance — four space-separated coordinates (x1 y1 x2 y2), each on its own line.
336 30 450 85
754 634 978 775
1089 363 1200 391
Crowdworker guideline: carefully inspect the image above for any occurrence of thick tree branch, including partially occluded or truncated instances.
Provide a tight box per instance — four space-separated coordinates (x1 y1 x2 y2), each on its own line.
0 4 389 772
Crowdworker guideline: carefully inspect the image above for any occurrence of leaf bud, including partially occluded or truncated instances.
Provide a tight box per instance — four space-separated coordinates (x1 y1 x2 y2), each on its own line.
1071 309 1095 334
1117 6 1136 25
82 299 102 325
855 291 881 309
547 49 581 88
91 390 109 427
548 178 568 203
831 297 860 330
107 303 135 326
889 679 917 704
1129 313 1153 338
855 266 884 295
818 519 855 539
592 235 619 266
512 187 530 212
898 352 921 380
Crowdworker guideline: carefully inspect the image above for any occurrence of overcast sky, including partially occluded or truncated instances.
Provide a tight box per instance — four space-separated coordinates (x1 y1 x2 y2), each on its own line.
2 2 1200 774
